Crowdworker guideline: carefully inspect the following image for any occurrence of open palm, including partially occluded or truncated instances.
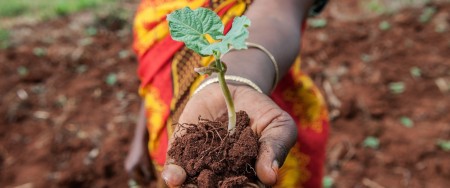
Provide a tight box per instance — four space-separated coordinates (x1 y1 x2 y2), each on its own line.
162 83 298 187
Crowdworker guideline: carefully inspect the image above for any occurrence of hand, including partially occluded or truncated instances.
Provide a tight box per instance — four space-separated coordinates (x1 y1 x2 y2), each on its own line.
162 83 298 187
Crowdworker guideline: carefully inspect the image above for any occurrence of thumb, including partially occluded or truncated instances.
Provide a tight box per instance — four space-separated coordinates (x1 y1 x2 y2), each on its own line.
161 164 187 187
255 112 297 185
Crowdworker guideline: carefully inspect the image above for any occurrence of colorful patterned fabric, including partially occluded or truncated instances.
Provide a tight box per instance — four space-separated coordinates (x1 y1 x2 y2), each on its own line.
133 0 329 187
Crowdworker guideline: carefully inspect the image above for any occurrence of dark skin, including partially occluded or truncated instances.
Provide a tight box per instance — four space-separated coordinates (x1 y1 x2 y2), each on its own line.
125 0 314 186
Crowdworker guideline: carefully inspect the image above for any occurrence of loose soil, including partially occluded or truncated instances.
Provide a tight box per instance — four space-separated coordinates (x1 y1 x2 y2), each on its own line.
303 1 450 187
0 1 449 188
168 111 259 187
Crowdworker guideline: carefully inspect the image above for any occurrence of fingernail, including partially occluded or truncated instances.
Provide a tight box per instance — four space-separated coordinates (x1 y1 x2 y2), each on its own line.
271 160 279 184
161 166 172 183
161 165 186 186
271 160 279 174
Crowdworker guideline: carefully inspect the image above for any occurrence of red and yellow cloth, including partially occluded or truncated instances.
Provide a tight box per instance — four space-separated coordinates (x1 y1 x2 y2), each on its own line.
133 0 329 187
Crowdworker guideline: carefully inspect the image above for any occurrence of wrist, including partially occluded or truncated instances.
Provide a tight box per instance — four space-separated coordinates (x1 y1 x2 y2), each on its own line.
221 49 275 94
195 75 263 96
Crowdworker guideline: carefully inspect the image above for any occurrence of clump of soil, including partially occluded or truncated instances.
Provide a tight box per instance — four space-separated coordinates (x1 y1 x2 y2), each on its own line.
168 111 259 187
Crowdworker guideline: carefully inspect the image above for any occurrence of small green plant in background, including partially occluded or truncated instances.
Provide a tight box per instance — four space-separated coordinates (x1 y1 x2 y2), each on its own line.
167 7 251 132
54 2 71 16
118 50 130 59
76 65 88 74
0 0 116 20
323 175 334 188
33 47 47 57
0 29 10 49
55 95 68 108
105 73 118 86
17 66 29 77
389 82 405 94
0 1 28 17
378 20 391 31
435 23 447 33
360 53 372 63
410 66 422 78
400 116 414 128
367 0 386 14
419 7 436 23
363 136 380 149
85 27 98 36
308 18 327 29
78 38 94 46
436 139 450 152
54 0 116 17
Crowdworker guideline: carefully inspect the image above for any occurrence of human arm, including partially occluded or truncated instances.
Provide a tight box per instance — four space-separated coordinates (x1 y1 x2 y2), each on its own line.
221 0 314 94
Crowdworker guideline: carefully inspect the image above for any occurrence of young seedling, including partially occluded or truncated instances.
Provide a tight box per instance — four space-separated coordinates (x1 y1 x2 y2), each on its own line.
363 136 380 149
167 7 251 133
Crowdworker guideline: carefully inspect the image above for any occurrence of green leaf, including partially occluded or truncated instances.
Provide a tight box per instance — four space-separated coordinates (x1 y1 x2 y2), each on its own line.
363 136 380 149
167 7 224 55
436 140 450 152
200 16 250 55
199 41 229 57
220 16 250 50
400 116 414 128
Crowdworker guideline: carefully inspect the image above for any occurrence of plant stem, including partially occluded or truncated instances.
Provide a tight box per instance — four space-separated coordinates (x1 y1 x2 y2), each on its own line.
215 59 236 133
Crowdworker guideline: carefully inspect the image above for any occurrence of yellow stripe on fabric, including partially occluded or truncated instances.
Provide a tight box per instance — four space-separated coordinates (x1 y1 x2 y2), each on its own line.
291 56 302 81
190 75 206 96
276 144 311 188
142 85 168 153
134 24 169 56
170 52 181 111
133 0 206 56
217 0 247 24
284 56 328 133
213 0 234 11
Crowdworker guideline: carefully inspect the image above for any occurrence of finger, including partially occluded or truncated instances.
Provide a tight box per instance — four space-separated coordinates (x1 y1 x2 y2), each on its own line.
255 112 297 185
161 164 187 187
162 115 190 187
162 129 186 187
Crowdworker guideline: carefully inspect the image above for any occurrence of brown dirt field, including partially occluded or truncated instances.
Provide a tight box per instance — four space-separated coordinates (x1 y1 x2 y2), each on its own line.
1 1 449 188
